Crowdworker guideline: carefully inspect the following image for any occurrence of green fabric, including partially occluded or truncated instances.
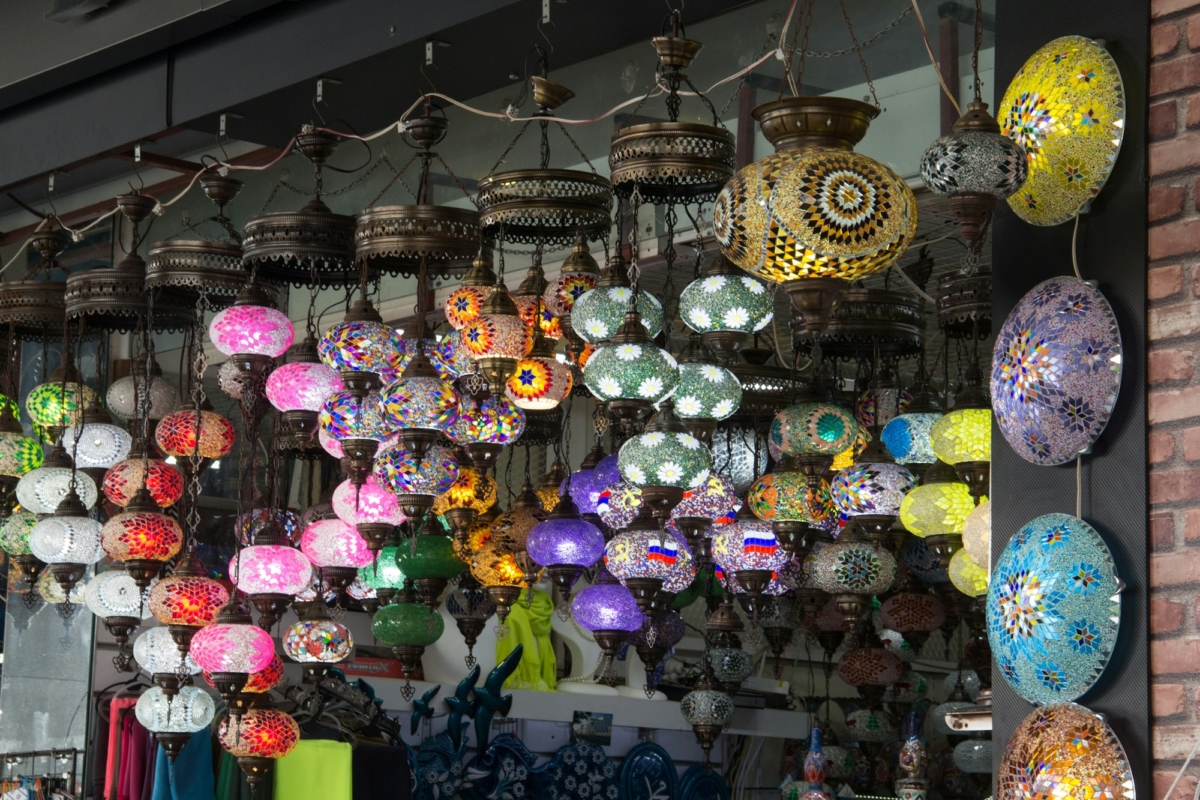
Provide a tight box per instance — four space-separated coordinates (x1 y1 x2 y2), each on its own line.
273 740 352 800
215 750 235 800
496 588 557 691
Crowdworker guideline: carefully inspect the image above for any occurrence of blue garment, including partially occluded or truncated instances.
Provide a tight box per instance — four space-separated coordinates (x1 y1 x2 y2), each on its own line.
151 731 216 800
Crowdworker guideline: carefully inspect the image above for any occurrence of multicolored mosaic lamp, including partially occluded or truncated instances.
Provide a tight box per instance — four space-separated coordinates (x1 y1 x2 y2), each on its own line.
320 389 392 486
604 527 693 613
374 442 459 521
371 597 445 700
505 335 573 411
461 273 527 397
447 395 525 471
810 525 898 627
284 600 353 682
773 397 858 485
218 707 300 785
380 336 461 458
0 403 41 514
100 488 184 589
831 439 915 543
318 292 405 395
712 504 790 615
445 253 497 331
543 234 601 354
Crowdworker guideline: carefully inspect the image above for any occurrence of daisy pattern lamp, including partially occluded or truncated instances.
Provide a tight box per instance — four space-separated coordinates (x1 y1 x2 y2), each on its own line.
673 333 743 444
571 274 665 346
679 255 774 362
617 400 712 519
583 307 679 435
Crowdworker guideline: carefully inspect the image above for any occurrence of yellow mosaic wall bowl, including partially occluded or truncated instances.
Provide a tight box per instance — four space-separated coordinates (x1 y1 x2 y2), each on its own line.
1000 35 1125 226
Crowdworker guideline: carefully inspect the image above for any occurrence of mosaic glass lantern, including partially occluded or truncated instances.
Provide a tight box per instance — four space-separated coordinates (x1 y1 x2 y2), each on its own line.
357 545 406 599
618 428 712 492
379 362 461 440
713 96 918 317
679 258 774 355
148 551 230 628
506 345 573 411
881 412 941 466
18 455 99 514
318 300 406 384
447 395 526 447
837 643 903 697
810 536 897 622
101 506 184 564
237 508 302 546
266 360 344 414
543 234 602 318
931 408 991 465
373 443 459 518
748 471 836 528
572 581 642 632
952 738 993 774
155 408 236 459
30 506 103 567
136 685 215 735
680 673 734 764
27 380 96 430
208 299 294 359
712 516 791 580
284 612 353 664
962 499 990 567
572 286 664 344
300 518 373 569
107 365 179 421
773 401 857 476
0 423 43 478
527 512 605 572
432 468 497 515
83 568 153 620
0 510 36 557
844 708 898 743
218 707 300 759
445 253 498 330
596 481 643 530
604 528 693 610
673 474 739 523
674 362 742 422
230 545 313 597
394 534 464 606
103 456 184 508
831 461 915 518
371 599 446 698
948 549 988 597
332 475 405 531
584 338 680 405
899 467 975 538
461 280 528 396
880 592 947 649
189 610 276 674
134 626 201 676
318 390 391 442
568 450 619 516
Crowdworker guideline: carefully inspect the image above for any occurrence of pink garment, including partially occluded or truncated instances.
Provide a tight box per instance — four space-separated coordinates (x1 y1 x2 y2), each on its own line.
127 717 149 800
119 714 134 800
105 696 139 800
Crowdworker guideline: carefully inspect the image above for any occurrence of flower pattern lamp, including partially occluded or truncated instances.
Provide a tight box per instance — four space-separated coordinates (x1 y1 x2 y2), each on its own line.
673 333 743 445
583 305 680 436
219 707 300 785
679 256 774 362
189 596 275 708
100 486 184 589
617 399 712 520
462 274 527 397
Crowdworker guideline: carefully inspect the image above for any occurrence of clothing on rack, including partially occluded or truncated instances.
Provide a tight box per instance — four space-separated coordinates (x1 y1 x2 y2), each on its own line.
351 746 411 800
273 740 351 800
151 732 214 800
104 696 139 800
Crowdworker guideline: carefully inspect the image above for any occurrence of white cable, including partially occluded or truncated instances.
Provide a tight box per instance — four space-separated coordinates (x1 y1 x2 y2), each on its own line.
891 260 936 304
0 217 47 277
1071 213 1083 280
1163 735 1200 800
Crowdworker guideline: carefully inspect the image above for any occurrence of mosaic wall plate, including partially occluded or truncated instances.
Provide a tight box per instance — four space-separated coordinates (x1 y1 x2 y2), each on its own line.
992 276 1122 465
987 513 1120 704
1000 35 1126 226
998 703 1134 800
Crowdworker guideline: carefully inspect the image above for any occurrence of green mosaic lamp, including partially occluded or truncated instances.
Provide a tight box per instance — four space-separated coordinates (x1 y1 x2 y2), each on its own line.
371 597 445 700
679 255 774 363
583 305 679 435
672 332 743 445
357 543 406 606
617 399 712 520
395 525 464 612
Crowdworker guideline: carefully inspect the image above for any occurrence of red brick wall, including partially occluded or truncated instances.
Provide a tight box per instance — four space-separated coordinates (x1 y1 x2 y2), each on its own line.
1151 1 1200 796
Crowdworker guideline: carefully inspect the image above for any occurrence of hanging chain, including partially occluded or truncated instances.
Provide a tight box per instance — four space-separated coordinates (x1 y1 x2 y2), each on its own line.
555 121 601 176
660 199 679 353
627 189 643 299
486 120 534 178
837 0 881 108
972 0 984 102
432 152 479 207
283 156 389 198
185 294 210 545
256 181 284 216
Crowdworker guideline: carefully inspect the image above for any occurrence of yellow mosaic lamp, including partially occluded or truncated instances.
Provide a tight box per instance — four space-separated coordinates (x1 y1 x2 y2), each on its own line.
713 97 917 334
930 362 991 502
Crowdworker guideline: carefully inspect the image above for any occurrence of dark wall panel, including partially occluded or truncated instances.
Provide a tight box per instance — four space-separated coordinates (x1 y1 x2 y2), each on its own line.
992 0 1148 793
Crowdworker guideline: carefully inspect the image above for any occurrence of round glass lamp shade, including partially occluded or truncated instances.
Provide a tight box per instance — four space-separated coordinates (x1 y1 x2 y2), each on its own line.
209 304 294 358
358 545 405 591
300 518 373 569
218 708 300 760
714 141 917 284
844 709 898 743
774 403 858 458
332 476 405 526
618 430 712 490
17 467 98 514
101 510 183 562
543 268 598 318
103 458 184 508
948 549 989 597
107 375 179 421
921 126 1028 199
880 592 947 634
266 362 344 413
568 454 621 515
831 462 915 517
944 670 983 701
83 569 154 619
428 331 477 380
447 396 526 446
394 535 463 581
136 686 215 734
712 520 790 573
189 620 275 674
37 569 86 603
155 410 235 459
374 443 458 497
680 687 735 727
240 654 285 694
674 363 743 421
899 478 975 537
0 432 43 477
881 412 941 464
148 574 230 628
673 474 739 522
30 515 102 564
284 618 353 663
931 408 992 464
26 381 96 429
811 539 898 597
506 355 573 411
0 511 37 556
444 285 494 330
470 542 526 587
572 287 664 344
596 481 643 530
433 468 498 515
571 582 642 632
680 273 774 335
318 319 405 377
514 296 562 342
380 375 460 432
952 739 993 774
230 545 313 596
604 529 690 585
837 646 903 687
134 627 201 675
584 342 679 404
489 500 548 554
748 472 836 527
319 390 391 442
460 312 527 360
527 516 605 568
962 500 991 566
371 601 446 648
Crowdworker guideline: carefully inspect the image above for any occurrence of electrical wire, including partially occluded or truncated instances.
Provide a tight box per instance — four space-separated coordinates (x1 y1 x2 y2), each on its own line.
909 0 962 116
